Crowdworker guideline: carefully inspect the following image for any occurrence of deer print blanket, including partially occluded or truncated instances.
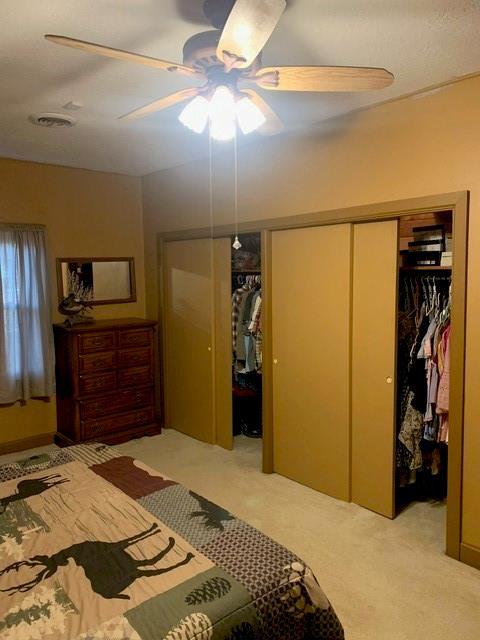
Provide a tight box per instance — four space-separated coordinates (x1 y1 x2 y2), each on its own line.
0 444 344 639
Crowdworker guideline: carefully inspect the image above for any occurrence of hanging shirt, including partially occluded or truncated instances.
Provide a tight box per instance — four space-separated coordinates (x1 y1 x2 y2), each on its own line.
255 330 263 371
424 359 439 424
231 285 250 354
236 289 256 360
438 414 449 444
398 391 424 471
417 318 437 360
436 324 451 414
248 294 262 332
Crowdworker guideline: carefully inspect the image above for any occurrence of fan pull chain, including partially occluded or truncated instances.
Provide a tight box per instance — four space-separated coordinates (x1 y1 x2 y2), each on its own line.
232 130 242 250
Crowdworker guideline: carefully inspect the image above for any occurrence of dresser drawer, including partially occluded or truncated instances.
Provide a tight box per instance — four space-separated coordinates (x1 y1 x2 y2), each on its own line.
79 387 153 419
79 331 116 353
79 371 117 396
79 351 116 374
118 365 152 388
119 328 151 348
118 347 151 368
82 407 154 439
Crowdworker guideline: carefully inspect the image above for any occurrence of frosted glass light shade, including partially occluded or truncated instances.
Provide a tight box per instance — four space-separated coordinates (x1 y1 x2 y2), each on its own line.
236 97 266 134
209 86 236 141
210 116 236 141
178 95 210 133
209 86 236 121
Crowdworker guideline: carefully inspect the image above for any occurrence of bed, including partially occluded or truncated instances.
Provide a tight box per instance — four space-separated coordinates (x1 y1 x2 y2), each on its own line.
0 443 344 639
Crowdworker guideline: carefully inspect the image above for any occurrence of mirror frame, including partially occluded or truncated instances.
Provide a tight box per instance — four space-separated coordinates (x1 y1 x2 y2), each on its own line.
56 257 136 306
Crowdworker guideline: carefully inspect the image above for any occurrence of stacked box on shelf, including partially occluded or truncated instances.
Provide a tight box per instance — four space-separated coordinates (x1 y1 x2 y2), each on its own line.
401 224 445 266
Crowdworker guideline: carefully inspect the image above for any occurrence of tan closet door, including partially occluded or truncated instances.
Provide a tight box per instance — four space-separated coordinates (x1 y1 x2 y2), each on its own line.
352 220 398 517
164 238 215 443
213 237 233 450
271 224 352 501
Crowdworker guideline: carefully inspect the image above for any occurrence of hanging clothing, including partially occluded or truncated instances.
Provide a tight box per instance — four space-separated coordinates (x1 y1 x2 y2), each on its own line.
236 289 256 361
436 324 450 414
396 272 451 499
231 276 262 374
248 294 262 332
231 284 250 354
438 415 449 444
398 391 424 471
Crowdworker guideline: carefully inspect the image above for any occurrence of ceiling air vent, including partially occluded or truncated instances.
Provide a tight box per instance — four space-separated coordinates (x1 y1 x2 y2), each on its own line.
29 113 76 128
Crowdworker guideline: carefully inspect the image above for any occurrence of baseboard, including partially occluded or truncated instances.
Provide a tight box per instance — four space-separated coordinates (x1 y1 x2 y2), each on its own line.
460 543 480 570
0 432 55 456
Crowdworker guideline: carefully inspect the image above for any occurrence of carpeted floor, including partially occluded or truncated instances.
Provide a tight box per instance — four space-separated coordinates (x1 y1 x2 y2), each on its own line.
1 430 479 639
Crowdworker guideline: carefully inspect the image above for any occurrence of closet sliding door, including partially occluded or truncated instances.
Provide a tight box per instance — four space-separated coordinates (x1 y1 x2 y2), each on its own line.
164 238 216 443
213 238 234 451
271 224 352 501
351 220 398 517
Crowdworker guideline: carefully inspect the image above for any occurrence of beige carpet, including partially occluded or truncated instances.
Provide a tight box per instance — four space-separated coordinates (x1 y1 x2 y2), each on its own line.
2 431 479 639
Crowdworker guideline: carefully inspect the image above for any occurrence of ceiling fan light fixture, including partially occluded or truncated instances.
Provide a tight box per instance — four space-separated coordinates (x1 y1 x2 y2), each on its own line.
178 95 210 133
236 96 266 134
178 85 266 140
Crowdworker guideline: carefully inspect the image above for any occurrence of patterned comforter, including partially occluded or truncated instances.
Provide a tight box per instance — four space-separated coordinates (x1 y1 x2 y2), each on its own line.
0 443 344 639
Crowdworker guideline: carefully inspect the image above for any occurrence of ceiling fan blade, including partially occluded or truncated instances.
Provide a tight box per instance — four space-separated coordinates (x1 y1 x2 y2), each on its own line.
175 0 210 25
217 0 286 70
255 65 394 92
44 34 199 78
241 89 283 135
119 88 199 121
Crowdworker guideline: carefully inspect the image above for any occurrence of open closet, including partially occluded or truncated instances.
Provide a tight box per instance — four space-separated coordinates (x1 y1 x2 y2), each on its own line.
161 233 264 463
351 212 454 519
396 212 452 511
231 233 263 441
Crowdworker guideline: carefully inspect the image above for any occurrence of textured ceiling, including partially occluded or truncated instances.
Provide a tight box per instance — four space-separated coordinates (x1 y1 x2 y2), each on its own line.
1 0 479 176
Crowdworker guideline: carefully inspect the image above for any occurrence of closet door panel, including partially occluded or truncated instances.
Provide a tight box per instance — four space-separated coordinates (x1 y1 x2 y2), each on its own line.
271 224 352 501
164 239 215 443
213 238 233 450
352 220 398 517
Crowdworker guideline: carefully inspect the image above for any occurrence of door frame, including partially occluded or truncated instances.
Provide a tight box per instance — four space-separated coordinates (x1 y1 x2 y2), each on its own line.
157 190 468 562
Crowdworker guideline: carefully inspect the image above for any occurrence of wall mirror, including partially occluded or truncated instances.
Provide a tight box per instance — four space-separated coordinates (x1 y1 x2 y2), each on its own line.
56 257 136 305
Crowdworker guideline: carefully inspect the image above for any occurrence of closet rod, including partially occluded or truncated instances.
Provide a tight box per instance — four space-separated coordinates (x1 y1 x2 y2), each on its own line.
400 266 452 272
232 269 261 274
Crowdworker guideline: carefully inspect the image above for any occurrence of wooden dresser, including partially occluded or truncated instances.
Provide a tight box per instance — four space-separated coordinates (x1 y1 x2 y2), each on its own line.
53 318 160 446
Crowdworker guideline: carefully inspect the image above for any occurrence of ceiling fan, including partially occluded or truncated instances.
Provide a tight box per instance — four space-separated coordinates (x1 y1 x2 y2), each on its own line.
45 0 394 141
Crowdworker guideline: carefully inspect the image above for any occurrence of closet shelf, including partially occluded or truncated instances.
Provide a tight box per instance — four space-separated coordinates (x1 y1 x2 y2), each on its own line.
232 268 262 273
399 266 452 271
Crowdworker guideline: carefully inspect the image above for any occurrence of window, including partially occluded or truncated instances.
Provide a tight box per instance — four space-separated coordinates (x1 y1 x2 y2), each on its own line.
0 224 54 404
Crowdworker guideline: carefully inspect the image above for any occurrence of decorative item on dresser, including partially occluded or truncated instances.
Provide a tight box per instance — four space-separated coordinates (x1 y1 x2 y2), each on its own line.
53 318 160 446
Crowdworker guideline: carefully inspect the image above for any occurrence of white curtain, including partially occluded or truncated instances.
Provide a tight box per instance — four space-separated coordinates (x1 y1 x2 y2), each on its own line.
0 224 54 403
